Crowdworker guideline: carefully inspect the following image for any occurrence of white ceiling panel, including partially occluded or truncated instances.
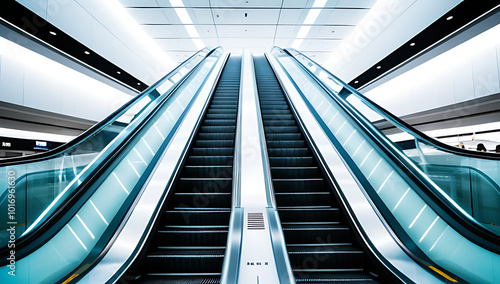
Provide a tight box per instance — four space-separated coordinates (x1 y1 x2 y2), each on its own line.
312 25 354 38
159 8 183 24
278 8 337 25
326 9 369 25
157 38 199 51
283 0 341 8
336 0 377 9
126 8 168 24
212 9 280 25
157 0 211 8
219 37 274 48
217 25 276 38
158 38 219 51
190 9 216 25
275 25 354 39
142 25 189 38
119 0 159 8
277 9 308 25
211 0 283 8
122 0 380 61
142 25 218 38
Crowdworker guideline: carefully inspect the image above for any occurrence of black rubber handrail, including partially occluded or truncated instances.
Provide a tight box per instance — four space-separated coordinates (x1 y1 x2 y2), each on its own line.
55 50 230 284
274 46 500 253
0 47 224 265
0 47 214 166
285 48 500 161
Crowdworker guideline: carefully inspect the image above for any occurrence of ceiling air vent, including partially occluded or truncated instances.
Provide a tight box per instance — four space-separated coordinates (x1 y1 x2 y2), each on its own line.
247 212 265 230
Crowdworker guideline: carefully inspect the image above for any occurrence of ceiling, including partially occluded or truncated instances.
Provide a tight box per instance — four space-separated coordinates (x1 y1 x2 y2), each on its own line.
119 0 377 64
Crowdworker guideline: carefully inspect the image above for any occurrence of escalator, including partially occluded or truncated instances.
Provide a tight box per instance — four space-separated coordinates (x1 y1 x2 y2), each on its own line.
254 56 379 282
125 55 241 283
269 47 500 283
0 47 227 284
0 48 213 250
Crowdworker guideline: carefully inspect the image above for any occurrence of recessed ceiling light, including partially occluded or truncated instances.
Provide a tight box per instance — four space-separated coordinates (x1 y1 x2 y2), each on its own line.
84 51 90 55
410 42 415 46
354 80 359 84
137 82 141 85
376 66 381 69
49 31 57 36
446 15 453 21
117 71 121 74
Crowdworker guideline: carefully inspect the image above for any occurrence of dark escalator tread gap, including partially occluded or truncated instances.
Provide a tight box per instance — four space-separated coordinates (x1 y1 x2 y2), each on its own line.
254 55 377 282
187 156 233 165
294 272 378 283
140 275 220 284
283 224 351 244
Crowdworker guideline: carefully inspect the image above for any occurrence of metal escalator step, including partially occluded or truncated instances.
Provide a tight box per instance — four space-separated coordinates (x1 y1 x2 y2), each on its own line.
209 104 238 109
294 271 377 283
188 155 233 165
263 120 296 126
191 147 234 156
200 126 236 133
278 207 340 223
262 115 295 121
270 167 320 178
264 126 300 134
163 210 230 226
210 100 238 105
172 192 231 208
156 228 228 247
266 140 306 148
275 192 332 206
197 133 235 140
207 109 237 114
260 105 290 110
195 140 234 148
202 119 236 126
146 249 225 274
176 179 232 193
183 165 233 178
206 113 237 119
139 275 220 284
287 245 365 270
260 109 292 115
283 224 351 244
272 178 325 191
265 133 303 141
268 148 310 157
268 156 315 167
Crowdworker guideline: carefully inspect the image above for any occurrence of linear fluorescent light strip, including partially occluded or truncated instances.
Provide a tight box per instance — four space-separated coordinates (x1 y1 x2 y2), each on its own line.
291 0 327 49
170 0 205 49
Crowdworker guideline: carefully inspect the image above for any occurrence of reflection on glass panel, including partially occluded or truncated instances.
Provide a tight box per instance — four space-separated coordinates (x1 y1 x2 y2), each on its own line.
0 47 215 247
271 47 500 283
0 47 225 283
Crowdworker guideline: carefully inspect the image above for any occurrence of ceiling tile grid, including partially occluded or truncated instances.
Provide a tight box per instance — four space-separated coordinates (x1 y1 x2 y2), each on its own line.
119 0 375 63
